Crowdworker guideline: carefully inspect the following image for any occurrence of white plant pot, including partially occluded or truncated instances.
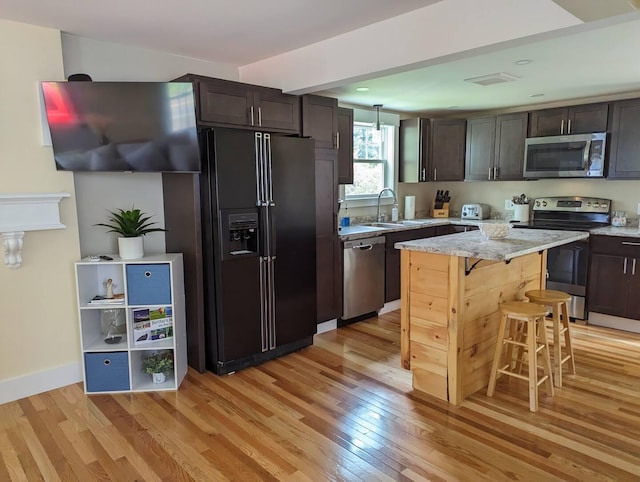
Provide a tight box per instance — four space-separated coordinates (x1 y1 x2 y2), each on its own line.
151 372 166 384
118 236 144 259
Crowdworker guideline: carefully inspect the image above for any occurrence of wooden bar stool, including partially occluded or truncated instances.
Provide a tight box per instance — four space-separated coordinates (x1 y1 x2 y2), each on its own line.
487 301 554 412
525 289 576 387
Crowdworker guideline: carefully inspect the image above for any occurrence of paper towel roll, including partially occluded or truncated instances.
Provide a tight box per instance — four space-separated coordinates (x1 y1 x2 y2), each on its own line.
405 196 416 220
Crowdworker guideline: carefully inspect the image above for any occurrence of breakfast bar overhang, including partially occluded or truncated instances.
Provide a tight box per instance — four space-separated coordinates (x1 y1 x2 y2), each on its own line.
395 228 589 405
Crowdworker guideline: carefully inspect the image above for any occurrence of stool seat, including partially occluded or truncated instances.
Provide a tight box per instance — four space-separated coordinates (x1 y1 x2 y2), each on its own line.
525 289 571 304
487 301 554 412
525 289 576 388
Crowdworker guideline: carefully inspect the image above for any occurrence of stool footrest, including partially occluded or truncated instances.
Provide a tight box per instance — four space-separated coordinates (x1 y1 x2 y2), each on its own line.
497 368 529 381
537 374 550 387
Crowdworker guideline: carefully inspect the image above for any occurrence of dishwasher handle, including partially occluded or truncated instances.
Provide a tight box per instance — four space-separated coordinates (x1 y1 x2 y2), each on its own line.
354 244 374 251
343 236 386 250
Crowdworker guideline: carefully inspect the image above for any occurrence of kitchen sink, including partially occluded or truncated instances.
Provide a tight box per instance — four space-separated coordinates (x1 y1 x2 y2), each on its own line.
359 222 406 228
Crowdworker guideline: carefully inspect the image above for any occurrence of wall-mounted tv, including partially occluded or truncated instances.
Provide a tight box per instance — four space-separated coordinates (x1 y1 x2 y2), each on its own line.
41 81 200 172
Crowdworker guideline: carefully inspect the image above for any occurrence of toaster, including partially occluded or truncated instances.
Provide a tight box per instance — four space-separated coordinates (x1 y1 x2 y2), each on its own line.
461 203 491 220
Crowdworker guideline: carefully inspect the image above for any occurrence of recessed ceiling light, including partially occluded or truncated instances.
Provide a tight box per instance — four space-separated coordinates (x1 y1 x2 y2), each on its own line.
530 93 545 98
514 59 532 65
355 87 369 92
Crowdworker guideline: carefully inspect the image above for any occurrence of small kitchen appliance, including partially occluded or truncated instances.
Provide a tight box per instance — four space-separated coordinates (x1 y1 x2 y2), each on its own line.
461 203 490 220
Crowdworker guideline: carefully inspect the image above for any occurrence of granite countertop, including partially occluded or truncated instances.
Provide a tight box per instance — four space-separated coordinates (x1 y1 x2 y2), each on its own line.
395 229 589 261
338 217 476 240
589 225 640 238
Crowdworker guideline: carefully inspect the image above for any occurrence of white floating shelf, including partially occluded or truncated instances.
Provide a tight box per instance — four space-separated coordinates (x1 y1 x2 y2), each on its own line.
0 193 70 269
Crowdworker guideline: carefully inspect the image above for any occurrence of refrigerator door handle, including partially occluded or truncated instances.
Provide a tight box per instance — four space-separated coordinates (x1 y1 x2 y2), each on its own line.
268 256 277 350
259 257 269 352
264 134 275 206
255 133 264 206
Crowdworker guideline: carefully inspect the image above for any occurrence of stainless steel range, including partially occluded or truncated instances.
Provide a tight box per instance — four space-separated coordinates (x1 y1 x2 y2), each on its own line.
516 196 611 320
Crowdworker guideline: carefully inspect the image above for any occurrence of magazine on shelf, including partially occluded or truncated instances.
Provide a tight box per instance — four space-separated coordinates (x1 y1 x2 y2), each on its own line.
88 295 125 305
132 307 173 345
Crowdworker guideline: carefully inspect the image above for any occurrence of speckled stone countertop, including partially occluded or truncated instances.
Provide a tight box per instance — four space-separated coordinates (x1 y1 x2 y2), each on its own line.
338 218 478 240
590 225 640 238
395 229 589 261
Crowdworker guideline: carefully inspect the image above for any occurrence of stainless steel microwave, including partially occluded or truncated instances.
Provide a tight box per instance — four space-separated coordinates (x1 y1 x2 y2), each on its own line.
523 132 606 178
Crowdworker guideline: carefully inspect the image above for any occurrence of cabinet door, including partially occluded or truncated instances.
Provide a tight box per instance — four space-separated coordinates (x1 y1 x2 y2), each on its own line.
567 103 609 134
198 78 252 126
528 108 567 137
337 107 354 184
430 119 466 181
494 113 527 180
302 95 338 149
315 148 340 322
399 118 427 182
253 89 300 133
587 253 628 317
626 260 640 320
465 116 495 180
608 98 640 179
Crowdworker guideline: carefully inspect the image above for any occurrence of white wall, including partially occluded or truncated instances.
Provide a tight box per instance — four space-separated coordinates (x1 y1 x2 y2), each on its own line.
0 20 82 403
60 34 239 257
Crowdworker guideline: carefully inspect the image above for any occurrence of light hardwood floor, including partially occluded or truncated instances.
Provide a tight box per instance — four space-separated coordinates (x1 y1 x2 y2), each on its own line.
2 311 640 481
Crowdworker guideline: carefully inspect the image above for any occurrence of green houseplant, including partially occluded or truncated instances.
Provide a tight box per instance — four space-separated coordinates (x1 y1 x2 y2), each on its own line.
141 351 174 384
95 207 167 259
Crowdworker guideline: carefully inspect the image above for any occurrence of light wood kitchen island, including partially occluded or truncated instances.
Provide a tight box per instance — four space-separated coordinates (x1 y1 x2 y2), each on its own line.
395 228 589 405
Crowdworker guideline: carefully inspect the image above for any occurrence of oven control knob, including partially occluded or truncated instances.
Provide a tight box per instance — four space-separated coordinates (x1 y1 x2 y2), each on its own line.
593 202 600 208
542 201 547 207
601 203 608 209
535 201 540 207
587 202 592 207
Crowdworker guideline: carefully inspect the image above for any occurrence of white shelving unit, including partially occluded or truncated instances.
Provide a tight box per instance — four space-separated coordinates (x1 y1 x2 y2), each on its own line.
74 253 187 394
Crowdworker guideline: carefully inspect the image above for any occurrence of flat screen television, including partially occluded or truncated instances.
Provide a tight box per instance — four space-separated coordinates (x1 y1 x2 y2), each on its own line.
41 81 200 172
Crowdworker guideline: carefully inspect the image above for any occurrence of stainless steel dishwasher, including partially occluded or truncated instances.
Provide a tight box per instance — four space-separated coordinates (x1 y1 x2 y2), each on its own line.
341 236 386 321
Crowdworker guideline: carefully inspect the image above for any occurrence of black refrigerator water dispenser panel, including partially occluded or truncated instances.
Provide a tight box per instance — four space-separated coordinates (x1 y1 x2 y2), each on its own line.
221 210 259 259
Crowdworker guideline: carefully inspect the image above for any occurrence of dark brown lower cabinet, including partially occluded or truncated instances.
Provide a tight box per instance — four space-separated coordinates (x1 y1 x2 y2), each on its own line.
448 225 479 234
384 227 437 302
588 235 640 320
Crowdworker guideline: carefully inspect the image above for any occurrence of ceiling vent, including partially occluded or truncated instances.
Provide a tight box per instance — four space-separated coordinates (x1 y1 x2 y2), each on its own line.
464 72 520 86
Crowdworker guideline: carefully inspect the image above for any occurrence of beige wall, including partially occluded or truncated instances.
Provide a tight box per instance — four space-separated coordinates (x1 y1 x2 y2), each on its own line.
0 20 81 391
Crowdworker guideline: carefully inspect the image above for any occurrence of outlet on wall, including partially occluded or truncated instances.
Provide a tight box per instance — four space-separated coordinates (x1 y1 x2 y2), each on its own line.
504 199 514 210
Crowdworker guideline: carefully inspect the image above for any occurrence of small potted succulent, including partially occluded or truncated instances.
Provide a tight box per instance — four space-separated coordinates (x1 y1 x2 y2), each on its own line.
95 207 167 259
141 351 174 384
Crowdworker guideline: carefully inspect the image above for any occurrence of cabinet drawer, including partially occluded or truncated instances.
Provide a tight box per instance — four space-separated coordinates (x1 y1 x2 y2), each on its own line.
590 235 640 257
126 264 171 305
84 352 130 392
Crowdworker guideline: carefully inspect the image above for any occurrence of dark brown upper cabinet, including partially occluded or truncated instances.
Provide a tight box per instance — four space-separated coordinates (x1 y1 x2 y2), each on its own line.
301 95 338 149
608 98 640 179
399 118 466 182
528 102 609 137
337 107 354 184
465 113 528 181
177 74 300 134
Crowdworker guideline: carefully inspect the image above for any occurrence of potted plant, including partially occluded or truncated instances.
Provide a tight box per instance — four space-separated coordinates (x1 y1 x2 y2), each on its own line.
141 351 174 384
95 207 167 259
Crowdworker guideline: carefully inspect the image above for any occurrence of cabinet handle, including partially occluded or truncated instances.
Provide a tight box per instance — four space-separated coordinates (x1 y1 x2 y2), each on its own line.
336 131 340 150
494 166 499 180
250 106 255 126
488 168 492 181
423 168 428 181
633 258 637 276
258 107 262 127
624 257 628 275
567 119 572 134
560 119 565 135
622 241 640 246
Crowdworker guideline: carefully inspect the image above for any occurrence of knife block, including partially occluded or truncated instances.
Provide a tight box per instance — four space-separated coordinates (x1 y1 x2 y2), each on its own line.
430 201 450 218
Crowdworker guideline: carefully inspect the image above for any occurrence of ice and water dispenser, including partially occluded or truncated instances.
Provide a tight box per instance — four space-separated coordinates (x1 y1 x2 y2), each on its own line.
221 211 258 259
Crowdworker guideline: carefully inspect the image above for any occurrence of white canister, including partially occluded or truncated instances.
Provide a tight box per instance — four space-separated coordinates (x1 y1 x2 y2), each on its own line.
404 196 416 220
513 204 530 223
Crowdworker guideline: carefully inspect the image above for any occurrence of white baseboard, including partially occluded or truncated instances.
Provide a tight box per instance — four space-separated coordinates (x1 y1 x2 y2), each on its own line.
379 299 401 315
316 319 337 334
589 312 640 334
0 362 82 404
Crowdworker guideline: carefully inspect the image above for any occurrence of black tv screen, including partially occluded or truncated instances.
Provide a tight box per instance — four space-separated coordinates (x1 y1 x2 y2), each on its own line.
41 81 200 172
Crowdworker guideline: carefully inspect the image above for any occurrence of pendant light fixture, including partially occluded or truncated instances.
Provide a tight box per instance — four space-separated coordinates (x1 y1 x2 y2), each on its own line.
373 104 383 130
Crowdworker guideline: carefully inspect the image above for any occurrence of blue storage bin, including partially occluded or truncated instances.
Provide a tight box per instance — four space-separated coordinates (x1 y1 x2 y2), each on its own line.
126 264 171 305
84 352 130 392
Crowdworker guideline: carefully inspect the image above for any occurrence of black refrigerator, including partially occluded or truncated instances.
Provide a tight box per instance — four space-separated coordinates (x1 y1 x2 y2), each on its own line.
197 128 316 374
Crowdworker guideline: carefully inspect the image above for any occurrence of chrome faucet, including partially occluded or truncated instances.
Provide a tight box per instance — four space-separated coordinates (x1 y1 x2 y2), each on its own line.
377 188 397 222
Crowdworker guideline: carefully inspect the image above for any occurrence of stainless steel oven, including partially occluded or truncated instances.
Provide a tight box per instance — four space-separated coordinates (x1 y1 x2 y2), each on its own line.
514 196 611 319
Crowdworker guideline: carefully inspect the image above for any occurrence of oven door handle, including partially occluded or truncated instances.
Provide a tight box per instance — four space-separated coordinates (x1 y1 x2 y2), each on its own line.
583 140 592 170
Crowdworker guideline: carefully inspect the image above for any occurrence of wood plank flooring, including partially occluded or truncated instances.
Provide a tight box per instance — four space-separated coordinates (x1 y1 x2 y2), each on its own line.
2 311 640 481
